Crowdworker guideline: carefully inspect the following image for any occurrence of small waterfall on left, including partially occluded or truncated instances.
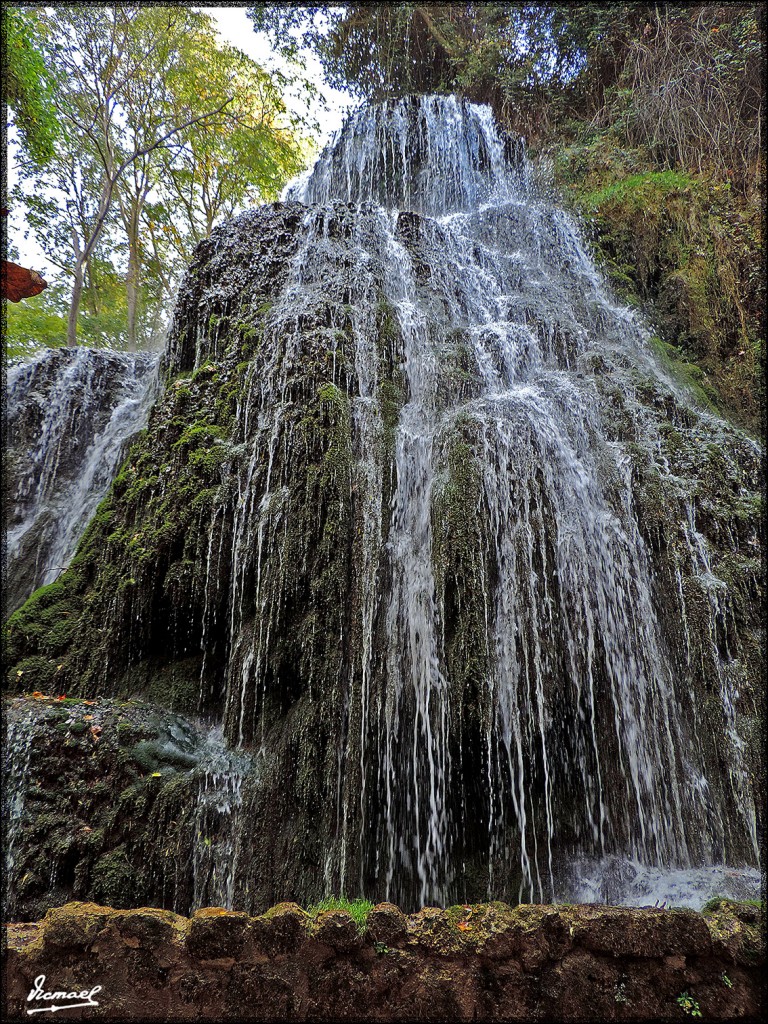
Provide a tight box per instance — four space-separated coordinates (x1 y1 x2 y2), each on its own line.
5 347 159 613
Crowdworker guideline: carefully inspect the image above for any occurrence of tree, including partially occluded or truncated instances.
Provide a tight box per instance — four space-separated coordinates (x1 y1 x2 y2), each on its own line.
13 6 234 348
247 4 470 99
248 3 764 180
10 5 307 351
141 24 306 286
3 6 59 164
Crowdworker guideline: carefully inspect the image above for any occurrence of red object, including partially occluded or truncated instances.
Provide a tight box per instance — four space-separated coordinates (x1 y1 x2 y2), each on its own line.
2 260 48 301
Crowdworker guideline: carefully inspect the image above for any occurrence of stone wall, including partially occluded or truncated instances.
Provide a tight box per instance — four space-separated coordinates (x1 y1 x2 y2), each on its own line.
3 899 764 1021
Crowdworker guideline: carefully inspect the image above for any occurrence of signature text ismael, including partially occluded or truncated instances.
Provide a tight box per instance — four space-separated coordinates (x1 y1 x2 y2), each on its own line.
27 974 103 1014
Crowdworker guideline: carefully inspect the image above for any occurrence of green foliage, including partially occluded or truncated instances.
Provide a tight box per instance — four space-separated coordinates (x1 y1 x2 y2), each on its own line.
4 288 68 360
145 18 307 271
249 5 506 100
578 170 697 210
3 7 59 163
3 273 143 357
10 5 308 349
676 991 702 1017
306 895 375 932
249 5 761 189
557 149 763 432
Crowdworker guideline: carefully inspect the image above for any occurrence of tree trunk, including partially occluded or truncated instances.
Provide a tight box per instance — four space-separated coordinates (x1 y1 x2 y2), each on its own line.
66 263 85 348
126 210 140 352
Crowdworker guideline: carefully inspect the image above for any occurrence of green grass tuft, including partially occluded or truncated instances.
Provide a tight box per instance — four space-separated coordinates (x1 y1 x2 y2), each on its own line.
305 895 375 932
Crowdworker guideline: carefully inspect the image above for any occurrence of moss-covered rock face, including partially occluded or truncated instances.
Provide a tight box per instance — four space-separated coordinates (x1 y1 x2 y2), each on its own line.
4 98 764 917
552 141 763 434
3 695 206 921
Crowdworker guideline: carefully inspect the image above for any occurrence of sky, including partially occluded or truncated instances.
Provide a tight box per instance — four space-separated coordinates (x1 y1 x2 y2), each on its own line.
206 6 353 139
7 5 354 279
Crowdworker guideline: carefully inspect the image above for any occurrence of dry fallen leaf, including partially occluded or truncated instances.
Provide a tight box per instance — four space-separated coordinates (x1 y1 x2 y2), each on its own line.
83 715 94 721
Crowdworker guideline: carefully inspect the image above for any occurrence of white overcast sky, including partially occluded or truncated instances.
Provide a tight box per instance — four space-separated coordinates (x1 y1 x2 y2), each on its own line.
7 5 354 278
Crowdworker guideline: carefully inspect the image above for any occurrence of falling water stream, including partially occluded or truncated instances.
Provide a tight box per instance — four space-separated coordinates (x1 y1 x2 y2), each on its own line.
5 97 761 915
6 347 159 610
215 97 760 908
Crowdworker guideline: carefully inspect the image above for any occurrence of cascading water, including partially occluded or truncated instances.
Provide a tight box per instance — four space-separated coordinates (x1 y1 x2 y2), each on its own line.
5 347 159 612
210 96 759 908
2 714 34 917
191 726 252 910
5 96 761 918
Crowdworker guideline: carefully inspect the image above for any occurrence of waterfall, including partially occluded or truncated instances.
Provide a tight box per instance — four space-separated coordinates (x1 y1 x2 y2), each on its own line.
6 97 761 917
213 96 760 908
5 347 159 612
191 726 252 910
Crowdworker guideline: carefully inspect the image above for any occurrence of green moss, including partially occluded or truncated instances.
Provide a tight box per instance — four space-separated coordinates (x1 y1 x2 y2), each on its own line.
431 425 492 711
578 170 698 210
116 721 143 745
91 846 137 908
702 896 763 915
317 381 346 407
188 444 229 479
119 659 203 715
7 655 59 690
172 422 227 451
555 144 762 432
191 359 219 382
376 298 400 356
4 348 243 701
648 335 720 414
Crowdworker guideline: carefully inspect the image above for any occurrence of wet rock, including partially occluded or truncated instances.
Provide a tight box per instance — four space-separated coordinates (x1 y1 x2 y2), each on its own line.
367 902 407 945
1 695 230 923
573 905 712 958
5 96 763 917
703 898 765 966
4 901 765 1021
311 910 362 953
187 907 250 960
251 903 309 955
5 347 158 612
111 908 187 949
40 902 111 950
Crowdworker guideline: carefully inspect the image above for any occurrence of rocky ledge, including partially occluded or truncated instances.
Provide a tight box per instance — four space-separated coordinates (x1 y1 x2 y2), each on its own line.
3 899 764 1021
